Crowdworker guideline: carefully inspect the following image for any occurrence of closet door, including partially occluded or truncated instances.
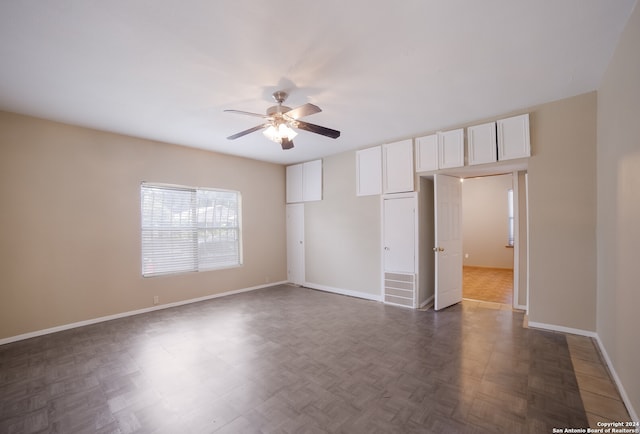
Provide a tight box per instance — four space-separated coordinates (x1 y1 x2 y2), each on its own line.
383 196 416 273
383 195 417 308
286 204 305 285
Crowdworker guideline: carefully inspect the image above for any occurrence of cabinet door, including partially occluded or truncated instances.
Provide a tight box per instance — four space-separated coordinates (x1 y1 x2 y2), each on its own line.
438 129 464 169
383 139 414 194
497 114 530 160
286 164 303 203
302 160 322 201
356 146 382 196
415 134 438 172
467 122 497 165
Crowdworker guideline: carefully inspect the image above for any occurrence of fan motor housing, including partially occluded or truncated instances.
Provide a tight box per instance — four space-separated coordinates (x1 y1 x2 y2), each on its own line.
266 105 291 116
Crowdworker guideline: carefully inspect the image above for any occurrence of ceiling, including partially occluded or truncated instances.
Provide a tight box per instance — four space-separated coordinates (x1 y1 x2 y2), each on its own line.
0 1 636 165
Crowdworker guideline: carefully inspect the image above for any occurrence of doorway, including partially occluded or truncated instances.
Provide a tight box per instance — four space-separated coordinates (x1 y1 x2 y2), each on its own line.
461 174 514 305
418 169 528 311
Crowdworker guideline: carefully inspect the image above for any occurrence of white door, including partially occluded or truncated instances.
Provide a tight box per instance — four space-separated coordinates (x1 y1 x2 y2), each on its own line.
286 204 305 285
383 196 415 273
434 174 463 310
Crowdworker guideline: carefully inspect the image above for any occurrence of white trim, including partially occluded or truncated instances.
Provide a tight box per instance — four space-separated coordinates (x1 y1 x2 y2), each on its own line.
594 335 639 422
303 282 383 303
512 172 520 310
527 321 597 338
419 295 434 308
384 301 415 309
513 303 527 311
0 281 286 346
525 173 530 315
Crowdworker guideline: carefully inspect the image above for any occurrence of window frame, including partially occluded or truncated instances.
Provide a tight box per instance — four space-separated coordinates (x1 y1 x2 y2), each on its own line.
507 188 514 247
140 182 243 277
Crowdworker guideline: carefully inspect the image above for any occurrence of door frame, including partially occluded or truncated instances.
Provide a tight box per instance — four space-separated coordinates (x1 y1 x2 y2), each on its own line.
418 165 529 311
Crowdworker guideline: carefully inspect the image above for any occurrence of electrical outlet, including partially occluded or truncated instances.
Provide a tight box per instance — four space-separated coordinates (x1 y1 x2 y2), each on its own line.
153 295 159 305
465 253 469 259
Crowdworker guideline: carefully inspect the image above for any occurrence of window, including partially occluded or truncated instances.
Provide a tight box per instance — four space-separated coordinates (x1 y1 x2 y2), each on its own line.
141 183 242 277
507 188 514 246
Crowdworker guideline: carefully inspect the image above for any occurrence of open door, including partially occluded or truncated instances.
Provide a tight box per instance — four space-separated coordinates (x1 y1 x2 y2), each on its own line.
434 174 463 310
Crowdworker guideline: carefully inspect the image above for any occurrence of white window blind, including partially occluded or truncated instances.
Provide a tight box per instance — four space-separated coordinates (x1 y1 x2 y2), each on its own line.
141 183 241 277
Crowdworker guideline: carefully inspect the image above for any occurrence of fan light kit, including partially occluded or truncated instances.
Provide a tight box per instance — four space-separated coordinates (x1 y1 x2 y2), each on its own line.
224 91 340 150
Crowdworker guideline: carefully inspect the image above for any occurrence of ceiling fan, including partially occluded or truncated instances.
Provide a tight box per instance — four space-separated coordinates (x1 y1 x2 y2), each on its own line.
224 91 340 150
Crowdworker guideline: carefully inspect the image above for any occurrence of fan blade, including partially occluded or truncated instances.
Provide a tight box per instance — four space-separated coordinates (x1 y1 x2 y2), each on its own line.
227 124 268 140
284 103 321 119
224 109 271 119
281 138 294 150
295 120 341 139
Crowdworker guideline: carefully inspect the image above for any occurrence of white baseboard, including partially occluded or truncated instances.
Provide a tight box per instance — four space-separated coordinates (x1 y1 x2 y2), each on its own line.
513 303 527 311
302 282 383 303
0 281 287 346
419 295 434 308
527 321 598 338
594 335 639 422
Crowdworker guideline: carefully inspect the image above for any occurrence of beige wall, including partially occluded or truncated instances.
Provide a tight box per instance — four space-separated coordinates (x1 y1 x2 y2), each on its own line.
304 151 381 296
597 1 640 420
0 111 287 340
462 174 514 269
303 93 598 332
527 92 597 331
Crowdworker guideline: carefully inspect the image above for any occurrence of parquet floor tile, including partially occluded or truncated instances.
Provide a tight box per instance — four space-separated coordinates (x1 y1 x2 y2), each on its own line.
463 266 513 304
0 285 628 433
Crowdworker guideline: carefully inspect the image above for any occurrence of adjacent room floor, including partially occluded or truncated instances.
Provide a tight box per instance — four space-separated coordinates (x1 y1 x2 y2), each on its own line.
0 285 628 433
463 266 513 305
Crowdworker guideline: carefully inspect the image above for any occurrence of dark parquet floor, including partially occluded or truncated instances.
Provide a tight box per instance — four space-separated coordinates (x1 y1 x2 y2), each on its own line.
1 285 590 433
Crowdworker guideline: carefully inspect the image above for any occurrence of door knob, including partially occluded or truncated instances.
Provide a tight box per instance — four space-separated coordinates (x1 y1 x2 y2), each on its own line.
433 247 445 252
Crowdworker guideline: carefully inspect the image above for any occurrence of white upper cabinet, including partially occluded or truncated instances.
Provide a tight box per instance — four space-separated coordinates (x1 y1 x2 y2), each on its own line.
302 159 322 202
356 146 382 196
467 122 497 165
286 164 303 203
286 159 322 203
415 130 464 171
415 134 438 172
497 114 530 161
383 139 414 194
438 129 465 169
